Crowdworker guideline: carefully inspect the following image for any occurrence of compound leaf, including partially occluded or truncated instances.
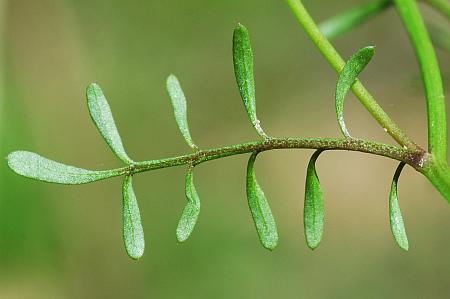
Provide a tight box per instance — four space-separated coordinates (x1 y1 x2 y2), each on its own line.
176 166 201 242
336 46 375 138
86 83 133 164
7 151 120 185
246 152 278 250
233 24 267 138
122 175 145 260
166 75 197 150
304 150 324 250
389 162 409 251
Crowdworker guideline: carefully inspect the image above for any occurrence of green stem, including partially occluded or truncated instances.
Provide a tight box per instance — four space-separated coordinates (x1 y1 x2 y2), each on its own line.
425 0 450 19
285 0 420 151
421 156 450 202
394 0 447 163
126 137 426 175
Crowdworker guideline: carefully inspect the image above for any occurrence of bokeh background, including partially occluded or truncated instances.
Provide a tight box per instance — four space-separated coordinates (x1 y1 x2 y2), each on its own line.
1 0 450 298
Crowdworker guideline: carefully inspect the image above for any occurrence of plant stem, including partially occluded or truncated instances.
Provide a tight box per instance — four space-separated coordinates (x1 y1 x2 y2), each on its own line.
285 0 420 151
425 0 450 19
394 0 447 163
126 137 426 175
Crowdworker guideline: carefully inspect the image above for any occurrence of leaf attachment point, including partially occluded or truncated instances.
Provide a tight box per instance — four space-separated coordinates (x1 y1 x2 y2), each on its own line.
86 83 133 164
304 150 325 250
246 152 278 250
233 24 268 139
7 151 121 184
122 175 145 260
389 162 409 251
336 46 375 138
167 75 198 150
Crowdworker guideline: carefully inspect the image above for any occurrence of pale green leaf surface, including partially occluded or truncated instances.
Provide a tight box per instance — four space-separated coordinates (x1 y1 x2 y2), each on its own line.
246 152 278 250
176 167 201 242
7 151 121 185
304 150 324 250
86 83 133 164
336 46 375 138
389 162 409 251
233 24 267 138
319 0 391 40
122 175 145 260
166 75 197 150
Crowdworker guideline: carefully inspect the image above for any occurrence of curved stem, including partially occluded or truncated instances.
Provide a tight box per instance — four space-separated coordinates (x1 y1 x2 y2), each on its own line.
394 0 447 163
285 0 420 151
129 137 426 175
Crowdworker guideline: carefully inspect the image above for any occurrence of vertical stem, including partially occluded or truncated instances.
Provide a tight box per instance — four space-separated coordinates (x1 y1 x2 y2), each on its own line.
394 0 447 163
285 0 419 151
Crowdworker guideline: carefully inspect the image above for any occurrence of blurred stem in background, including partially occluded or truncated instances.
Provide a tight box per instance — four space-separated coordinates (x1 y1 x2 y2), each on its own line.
318 0 450 53
318 0 391 40
426 0 450 19
0 0 60 268
0 0 4 133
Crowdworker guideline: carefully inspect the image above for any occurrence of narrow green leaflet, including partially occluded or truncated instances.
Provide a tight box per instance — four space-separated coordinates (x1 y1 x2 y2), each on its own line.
303 150 324 250
233 24 267 139
176 166 201 242
122 175 145 260
86 83 133 164
336 46 375 138
319 0 391 40
7 151 121 184
246 152 278 250
389 162 409 251
166 75 198 150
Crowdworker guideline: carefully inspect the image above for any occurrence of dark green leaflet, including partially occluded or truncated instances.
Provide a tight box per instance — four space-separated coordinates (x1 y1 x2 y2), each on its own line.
122 175 145 259
303 150 324 250
86 83 133 164
233 24 267 139
389 162 409 251
166 75 198 150
176 166 201 242
335 46 375 138
7 151 122 185
246 152 278 250
319 0 391 40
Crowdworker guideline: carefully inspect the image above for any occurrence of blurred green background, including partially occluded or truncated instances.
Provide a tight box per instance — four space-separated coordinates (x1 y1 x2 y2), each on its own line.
1 0 450 298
